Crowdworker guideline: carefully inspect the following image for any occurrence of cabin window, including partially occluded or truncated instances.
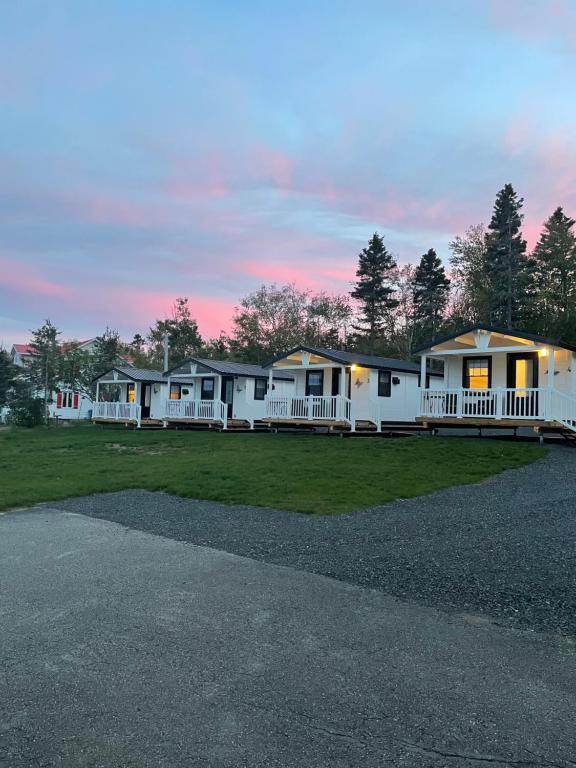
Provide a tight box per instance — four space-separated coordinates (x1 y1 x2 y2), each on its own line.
170 384 181 400
181 388 190 396
127 384 135 403
254 378 267 400
305 370 324 397
378 371 391 397
463 357 491 389
60 391 76 408
201 377 215 400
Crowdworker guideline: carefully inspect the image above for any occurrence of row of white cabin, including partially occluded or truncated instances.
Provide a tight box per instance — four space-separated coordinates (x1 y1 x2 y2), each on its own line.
91 325 576 435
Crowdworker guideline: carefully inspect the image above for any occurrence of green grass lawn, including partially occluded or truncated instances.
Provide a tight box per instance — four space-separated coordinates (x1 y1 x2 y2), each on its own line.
0 425 546 514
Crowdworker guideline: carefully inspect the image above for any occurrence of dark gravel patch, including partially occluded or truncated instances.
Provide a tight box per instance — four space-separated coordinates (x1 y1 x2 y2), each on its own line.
47 445 576 635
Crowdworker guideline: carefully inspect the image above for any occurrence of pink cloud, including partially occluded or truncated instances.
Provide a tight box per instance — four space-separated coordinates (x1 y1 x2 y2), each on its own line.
0 256 71 298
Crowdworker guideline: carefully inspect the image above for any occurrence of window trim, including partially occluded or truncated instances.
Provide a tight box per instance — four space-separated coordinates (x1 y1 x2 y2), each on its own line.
462 355 492 389
305 370 324 397
254 378 268 401
377 370 392 397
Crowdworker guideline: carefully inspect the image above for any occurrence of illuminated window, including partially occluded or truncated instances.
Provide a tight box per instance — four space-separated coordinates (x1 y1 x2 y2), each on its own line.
463 358 490 389
127 384 135 403
170 384 181 400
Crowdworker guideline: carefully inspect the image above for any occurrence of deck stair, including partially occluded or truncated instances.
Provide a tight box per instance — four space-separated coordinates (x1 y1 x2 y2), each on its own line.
551 390 576 433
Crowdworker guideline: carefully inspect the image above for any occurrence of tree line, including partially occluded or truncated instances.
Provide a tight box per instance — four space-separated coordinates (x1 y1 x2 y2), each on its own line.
2 182 575 415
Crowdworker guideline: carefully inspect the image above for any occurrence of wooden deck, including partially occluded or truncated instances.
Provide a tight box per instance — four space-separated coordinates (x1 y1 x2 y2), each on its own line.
416 417 559 430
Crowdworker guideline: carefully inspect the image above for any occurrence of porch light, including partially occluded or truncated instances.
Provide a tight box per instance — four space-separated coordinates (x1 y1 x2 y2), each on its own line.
350 364 358 371
538 348 549 358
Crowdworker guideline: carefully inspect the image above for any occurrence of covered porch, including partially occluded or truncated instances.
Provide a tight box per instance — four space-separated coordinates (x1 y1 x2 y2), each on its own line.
416 326 576 434
92 367 166 427
263 348 357 431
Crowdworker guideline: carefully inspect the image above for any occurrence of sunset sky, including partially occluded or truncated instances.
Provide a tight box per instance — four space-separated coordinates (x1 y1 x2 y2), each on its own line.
2 0 576 345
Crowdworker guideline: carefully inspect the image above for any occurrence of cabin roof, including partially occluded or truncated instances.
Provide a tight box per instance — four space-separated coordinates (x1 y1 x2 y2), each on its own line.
413 324 576 354
94 366 166 383
165 358 294 381
265 345 442 376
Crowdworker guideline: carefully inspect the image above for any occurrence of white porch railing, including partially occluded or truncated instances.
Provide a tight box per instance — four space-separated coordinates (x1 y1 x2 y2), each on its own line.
419 387 545 420
265 395 353 425
551 390 576 432
92 401 142 426
164 399 228 428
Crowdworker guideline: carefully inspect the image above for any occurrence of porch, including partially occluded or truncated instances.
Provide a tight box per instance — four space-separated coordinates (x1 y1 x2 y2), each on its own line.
92 401 142 426
263 394 356 429
164 398 229 428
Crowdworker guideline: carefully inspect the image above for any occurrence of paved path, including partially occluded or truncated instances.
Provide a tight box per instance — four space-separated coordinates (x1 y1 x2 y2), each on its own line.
1 509 576 768
51 445 576 634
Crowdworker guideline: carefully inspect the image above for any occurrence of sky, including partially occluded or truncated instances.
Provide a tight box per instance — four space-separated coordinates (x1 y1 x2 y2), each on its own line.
1 0 576 346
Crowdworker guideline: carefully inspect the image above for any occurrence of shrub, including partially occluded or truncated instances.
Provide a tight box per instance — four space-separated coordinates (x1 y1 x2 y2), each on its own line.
8 398 46 427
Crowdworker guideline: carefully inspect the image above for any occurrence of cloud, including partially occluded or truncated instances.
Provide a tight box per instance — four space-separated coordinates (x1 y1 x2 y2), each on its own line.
0 255 71 298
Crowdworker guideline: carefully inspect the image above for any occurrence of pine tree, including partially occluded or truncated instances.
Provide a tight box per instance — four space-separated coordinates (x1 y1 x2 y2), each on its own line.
0 348 22 406
92 327 124 377
350 233 398 354
411 249 450 346
484 184 529 327
148 298 203 368
27 320 61 421
530 207 576 338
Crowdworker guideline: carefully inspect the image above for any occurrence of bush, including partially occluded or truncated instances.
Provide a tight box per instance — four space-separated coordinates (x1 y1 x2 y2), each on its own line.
7 398 46 428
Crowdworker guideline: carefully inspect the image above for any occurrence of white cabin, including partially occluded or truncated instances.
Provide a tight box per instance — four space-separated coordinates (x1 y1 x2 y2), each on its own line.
93 367 167 426
416 325 576 434
165 358 294 428
263 346 443 432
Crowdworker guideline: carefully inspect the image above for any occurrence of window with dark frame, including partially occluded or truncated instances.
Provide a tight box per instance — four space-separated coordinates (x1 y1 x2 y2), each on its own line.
463 357 490 389
305 370 324 396
254 378 267 400
378 370 391 397
201 377 215 400
169 384 181 400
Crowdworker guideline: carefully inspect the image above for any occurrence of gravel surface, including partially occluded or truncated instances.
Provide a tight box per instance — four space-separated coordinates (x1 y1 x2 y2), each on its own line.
48 445 576 635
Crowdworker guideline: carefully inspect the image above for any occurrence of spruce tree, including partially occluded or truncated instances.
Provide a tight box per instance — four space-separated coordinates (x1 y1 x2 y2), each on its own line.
531 207 576 338
28 320 61 420
350 233 398 354
484 184 529 327
412 248 450 346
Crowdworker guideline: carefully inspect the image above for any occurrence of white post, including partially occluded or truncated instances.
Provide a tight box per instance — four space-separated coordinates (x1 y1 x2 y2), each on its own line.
420 355 427 389
546 348 555 419
95 381 100 403
495 387 503 419
268 368 273 391
307 396 312 420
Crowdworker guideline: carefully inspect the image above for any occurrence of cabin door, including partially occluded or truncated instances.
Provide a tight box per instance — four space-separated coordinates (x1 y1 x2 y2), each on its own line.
140 384 151 419
506 352 539 417
221 376 234 418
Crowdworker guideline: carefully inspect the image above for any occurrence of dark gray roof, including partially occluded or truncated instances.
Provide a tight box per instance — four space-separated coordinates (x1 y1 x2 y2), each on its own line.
413 324 576 354
95 366 165 383
166 358 294 381
264 346 441 377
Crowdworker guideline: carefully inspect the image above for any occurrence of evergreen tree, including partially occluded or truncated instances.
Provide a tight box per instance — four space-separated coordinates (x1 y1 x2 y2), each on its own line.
0 348 22 406
412 248 450 346
350 233 398 354
27 320 61 419
484 184 529 327
91 327 124 378
530 207 576 338
147 298 203 368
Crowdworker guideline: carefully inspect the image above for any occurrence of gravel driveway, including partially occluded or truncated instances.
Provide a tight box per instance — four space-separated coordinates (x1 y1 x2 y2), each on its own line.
49 444 576 635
